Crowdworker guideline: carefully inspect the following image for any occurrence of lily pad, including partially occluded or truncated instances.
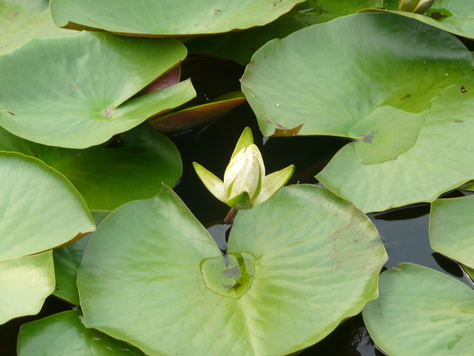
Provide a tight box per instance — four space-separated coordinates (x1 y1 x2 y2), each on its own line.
0 123 182 211
0 31 194 149
430 195 474 269
363 0 474 39
17 310 145 355
187 0 384 64
363 263 474 356
0 0 74 56
50 0 303 36
0 152 95 262
53 211 110 305
0 251 55 325
241 12 474 212
77 184 386 356
149 91 246 132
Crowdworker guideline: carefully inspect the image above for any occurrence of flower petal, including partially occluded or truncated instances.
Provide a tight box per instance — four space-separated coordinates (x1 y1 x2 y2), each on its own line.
193 162 226 202
229 127 254 161
254 165 295 206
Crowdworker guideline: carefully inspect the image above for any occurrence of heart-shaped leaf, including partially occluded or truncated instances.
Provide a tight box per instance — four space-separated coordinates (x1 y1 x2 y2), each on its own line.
241 12 474 212
0 0 74 56
363 263 474 356
0 31 194 149
50 0 304 36
17 310 145 355
430 195 474 270
0 124 182 211
0 152 95 262
77 184 386 356
0 251 54 325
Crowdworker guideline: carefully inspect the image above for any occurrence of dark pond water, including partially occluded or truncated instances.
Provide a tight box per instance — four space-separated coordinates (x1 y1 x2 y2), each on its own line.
2 56 473 356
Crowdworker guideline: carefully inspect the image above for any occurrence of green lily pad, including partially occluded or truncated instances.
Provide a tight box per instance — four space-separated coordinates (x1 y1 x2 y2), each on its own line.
430 195 474 269
0 0 74 56
0 251 55 325
77 184 386 356
363 0 474 39
50 0 303 36
0 152 95 262
187 0 384 64
0 31 194 149
53 211 110 306
17 310 145 355
149 91 246 132
363 263 474 356
0 123 182 211
241 12 474 212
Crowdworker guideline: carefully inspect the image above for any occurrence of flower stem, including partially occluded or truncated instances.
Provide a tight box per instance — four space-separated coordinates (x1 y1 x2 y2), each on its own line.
224 207 239 224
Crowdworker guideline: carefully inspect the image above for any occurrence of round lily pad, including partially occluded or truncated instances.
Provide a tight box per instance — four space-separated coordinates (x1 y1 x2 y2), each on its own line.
50 0 304 36
0 251 55 325
241 12 474 212
363 263 474 356
0 31 194 149
0 152 95 262
430 195 474 269
77 184 386 356
18 310 145 355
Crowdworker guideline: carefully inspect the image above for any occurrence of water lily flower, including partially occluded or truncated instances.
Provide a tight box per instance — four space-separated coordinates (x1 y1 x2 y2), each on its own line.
399 0 434 14
193 127 294 210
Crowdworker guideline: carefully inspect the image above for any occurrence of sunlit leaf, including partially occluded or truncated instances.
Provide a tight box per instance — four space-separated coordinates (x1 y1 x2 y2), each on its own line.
0 0 73 55
241 12 474 212
0 251 54 325
77 184 386 356
51 0 304 36
363 263 474 356
0 152 95 262
0 31 194 148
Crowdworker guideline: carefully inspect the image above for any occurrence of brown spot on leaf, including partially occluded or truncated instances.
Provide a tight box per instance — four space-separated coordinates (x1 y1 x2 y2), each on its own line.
271 123 304 137
460 86 468 93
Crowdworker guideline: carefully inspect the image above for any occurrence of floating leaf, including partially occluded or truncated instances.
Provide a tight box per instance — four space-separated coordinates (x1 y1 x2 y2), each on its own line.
363 263 474 356
0 31 194 148
0 124 182 211
363 0 474 39
17 310 145 355
0 152 95 262
0 251 54 325
51 0 304 36
241 12 474 212
53 211 110 305
0 0 73 55
430 195 474 269
187 0 384 64
77 184 386 356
